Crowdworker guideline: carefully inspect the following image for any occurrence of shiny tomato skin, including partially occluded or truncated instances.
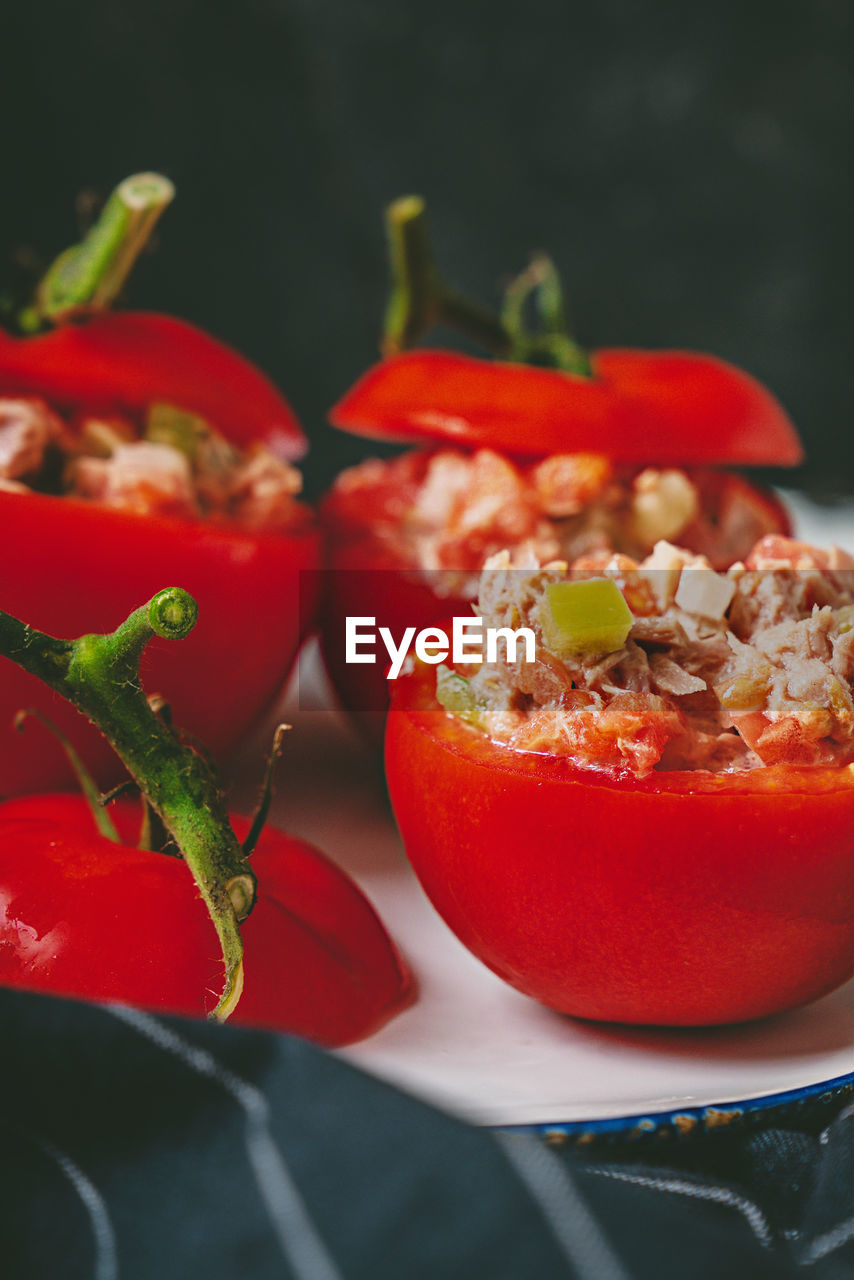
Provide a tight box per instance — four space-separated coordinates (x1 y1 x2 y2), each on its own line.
0 490 320 795
386 663 854 1026
0 796 413 1046
330 349 804 466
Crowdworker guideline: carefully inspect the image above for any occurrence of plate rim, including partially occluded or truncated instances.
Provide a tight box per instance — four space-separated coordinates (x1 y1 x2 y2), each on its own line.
500 1070 854 1145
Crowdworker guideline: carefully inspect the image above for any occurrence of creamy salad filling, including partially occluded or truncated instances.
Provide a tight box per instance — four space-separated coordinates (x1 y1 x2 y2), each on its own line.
327 447 786 594
0 396 304 531
435 534 854 778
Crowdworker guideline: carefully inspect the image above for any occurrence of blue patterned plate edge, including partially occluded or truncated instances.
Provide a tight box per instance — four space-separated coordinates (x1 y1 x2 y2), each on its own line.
502 1073 854 1147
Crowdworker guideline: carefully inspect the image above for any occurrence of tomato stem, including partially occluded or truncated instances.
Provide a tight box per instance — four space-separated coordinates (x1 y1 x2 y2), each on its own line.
501 255 592 377
382 195 593 377
242 723 290 857
15 707 121 844
383 196 511 357
0 587 253 1022
32 172 175 327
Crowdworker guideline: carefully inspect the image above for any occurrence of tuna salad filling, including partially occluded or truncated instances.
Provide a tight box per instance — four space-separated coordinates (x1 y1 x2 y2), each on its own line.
325 447 788 593
434 534 854 778
0 396 305 531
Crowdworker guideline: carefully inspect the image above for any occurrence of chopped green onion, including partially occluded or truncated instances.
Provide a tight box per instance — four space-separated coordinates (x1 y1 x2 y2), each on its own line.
541 578 632 657
436 665 483 725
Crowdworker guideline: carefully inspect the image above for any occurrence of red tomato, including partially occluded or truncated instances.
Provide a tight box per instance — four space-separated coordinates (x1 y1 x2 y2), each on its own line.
0 795 413 1046
0 491 319 794
330 349 804 466
0 162 322 796
386 659 854 1026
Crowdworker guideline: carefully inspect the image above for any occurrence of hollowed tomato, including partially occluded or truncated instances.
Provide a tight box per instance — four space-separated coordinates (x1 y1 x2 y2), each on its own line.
386 658 854 1026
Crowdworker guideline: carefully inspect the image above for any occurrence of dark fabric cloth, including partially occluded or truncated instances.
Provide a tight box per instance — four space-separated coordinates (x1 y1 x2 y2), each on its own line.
4 987 854 1279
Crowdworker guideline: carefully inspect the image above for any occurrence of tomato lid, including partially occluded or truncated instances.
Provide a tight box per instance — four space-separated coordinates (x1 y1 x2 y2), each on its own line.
0 314 307 461
330 348 804 467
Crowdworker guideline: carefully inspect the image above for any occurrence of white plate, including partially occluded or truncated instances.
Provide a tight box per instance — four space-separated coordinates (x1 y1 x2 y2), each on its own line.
257 494 854 1133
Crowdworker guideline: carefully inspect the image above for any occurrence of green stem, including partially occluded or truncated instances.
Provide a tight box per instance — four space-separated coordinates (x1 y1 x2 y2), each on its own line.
532 254 568 337
15 708 120 843
501 255 566 341
381 196 593 377
437 285 513 357
34 172 175 325
242 723 289 857
383 196 510 357
0 588 253 1021
502 255 592 377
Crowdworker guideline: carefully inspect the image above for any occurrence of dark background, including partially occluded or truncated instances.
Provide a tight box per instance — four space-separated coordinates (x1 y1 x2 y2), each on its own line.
2 0 852 495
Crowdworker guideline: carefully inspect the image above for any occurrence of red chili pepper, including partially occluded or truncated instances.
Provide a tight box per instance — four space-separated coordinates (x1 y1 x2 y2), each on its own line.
0 176 317 794
330 348 803 466
0 314 306 460
386 658 854 1026
0 794 412 1046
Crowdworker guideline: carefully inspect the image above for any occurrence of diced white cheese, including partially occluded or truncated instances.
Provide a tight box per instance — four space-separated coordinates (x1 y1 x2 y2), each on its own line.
675 569 736 620
638 540 691 609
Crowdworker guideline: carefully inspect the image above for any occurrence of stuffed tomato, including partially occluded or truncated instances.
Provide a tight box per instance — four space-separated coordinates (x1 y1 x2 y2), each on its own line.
322 198 802 733
0 175 319 793
386 535 854 1025
0 398 318 795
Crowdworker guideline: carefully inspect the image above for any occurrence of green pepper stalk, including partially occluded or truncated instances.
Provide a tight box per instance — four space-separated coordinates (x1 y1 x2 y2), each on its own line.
382 195 592 376
0 588 253 1021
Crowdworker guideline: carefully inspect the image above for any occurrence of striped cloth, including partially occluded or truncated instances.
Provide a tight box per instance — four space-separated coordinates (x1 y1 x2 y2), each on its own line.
1 987 852 1279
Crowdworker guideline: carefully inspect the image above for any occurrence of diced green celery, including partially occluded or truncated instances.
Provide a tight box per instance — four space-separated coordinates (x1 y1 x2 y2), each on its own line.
541 578 632 657
145 402 210 459
836 605 854 635
436 665 483 725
